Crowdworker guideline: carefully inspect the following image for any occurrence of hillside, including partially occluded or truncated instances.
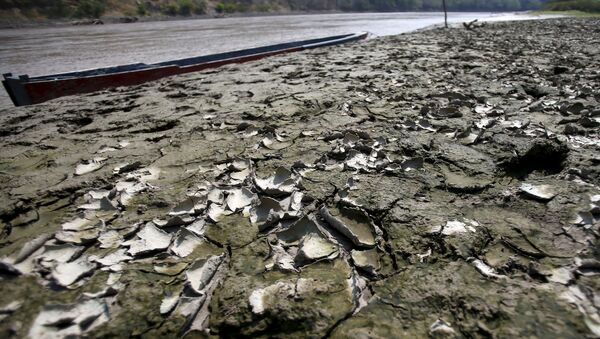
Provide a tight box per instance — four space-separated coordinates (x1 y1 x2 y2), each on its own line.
0 0 548 21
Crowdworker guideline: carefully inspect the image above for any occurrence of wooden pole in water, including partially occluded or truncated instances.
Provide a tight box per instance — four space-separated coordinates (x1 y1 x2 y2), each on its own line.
442 0 448 28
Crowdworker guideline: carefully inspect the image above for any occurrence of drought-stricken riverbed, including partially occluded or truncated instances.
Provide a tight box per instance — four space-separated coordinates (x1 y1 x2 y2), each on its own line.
0 18 599 338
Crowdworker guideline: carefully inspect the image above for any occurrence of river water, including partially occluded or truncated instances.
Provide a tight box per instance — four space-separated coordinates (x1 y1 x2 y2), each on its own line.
0 11 560 109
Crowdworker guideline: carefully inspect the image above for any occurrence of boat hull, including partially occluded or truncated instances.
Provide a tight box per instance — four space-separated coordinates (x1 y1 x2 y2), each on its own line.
3 32 367 107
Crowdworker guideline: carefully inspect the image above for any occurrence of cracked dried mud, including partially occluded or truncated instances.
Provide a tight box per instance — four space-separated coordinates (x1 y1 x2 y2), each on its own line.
0 18 599 338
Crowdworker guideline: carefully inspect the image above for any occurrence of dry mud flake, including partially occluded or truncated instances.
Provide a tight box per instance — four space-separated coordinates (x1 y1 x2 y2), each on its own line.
170 228 204 258
123 222 173 256
0 301 22 321
186 255 226 294
51 257 97 287
350 249 380 274
91 248 132 267
74 157 106 176
254 167 299 196
319 206 376 248
296 232 339 265
225 187 257 211
29 299 110 338
519 183 558 201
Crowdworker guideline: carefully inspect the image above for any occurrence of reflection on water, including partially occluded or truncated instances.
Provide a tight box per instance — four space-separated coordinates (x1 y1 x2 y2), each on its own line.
0 12 560 109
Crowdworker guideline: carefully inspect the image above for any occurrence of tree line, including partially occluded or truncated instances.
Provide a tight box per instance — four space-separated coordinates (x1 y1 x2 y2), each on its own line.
5 0 598 19
285 0 546 12
0 0 106 18
544 0 600 12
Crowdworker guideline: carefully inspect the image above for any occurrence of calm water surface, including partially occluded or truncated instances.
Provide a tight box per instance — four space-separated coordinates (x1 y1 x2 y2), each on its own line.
0 12 560 109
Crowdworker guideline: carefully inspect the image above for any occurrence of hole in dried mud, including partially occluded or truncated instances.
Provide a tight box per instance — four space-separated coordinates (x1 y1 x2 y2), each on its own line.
133 120 179 134
67 116 93 127
501 140 568 178
522 84 553 99
6 114 34 125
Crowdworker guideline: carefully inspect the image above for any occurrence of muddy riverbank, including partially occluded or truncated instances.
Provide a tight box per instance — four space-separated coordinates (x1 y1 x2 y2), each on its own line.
0 18 599 338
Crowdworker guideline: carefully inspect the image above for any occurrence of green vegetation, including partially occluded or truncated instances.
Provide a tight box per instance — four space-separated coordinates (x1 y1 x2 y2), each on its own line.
188 0 208 14
5 0 597 19
73 0 105 18
159 0 208 15
255 2 276 11
136 2 149 16
215 1 243 13
0 0 108 18
161 2 178 15
0 0 208 19
534 9 600 15
543 0 600 12
178 0 194 14
285 0 547 12
47 0 70 18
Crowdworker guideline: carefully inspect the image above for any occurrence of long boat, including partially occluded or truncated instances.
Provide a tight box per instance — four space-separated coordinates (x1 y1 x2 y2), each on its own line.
2 32 368 107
